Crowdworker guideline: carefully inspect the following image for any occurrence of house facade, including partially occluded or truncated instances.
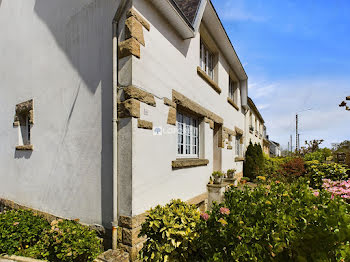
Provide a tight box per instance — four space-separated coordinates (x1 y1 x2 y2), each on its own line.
245 97 265 148
270 141 282 157
0 0 263 260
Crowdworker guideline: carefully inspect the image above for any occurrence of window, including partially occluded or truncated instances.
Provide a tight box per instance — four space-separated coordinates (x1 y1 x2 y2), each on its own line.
235 135 242 156
200 40 214 79
229 78 239 104
177 112 199 158
13 99 34 150
20 116 31 145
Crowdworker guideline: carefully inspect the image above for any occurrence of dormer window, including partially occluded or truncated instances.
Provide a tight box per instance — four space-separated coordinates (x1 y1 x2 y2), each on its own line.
200 39 214 79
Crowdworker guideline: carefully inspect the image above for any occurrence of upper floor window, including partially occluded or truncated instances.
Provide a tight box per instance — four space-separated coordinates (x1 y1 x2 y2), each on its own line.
229 78 239 105
235 135 242 156
177 112 199 158
200 40 214 79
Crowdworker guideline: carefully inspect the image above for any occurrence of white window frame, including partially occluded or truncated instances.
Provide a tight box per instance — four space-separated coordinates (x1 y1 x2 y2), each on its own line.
235 135 242 157
176 112 199 158
229 78 239 104
200 40 214 80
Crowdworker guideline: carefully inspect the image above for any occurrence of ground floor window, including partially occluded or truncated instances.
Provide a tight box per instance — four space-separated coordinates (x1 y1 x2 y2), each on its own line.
177 112 199 158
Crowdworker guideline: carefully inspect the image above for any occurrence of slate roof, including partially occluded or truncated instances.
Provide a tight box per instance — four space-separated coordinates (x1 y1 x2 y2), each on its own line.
171 0 201 26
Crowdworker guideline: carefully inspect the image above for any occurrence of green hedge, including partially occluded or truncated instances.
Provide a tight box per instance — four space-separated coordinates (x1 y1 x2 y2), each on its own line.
139 180 350 261
0 209 50 255
305 160 349 188
0 209 103 262
198 180 350 261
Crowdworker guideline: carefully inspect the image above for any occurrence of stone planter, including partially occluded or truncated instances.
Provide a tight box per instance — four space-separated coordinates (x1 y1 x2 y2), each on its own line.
224 178 238 187
207 182 229 210
0 255 47 262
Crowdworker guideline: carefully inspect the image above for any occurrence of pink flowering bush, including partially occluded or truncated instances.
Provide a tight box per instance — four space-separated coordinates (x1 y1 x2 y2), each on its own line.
305 161 349 188
322 179 350 201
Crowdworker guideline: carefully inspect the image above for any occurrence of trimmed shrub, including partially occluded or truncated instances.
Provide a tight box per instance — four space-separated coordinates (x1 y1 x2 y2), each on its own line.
262 155 286 177
244 142 264 180
26 219 103 262
0 209 50 255
197 179 350 261
304 148 332 162
139 200 200 261
0 210 103 262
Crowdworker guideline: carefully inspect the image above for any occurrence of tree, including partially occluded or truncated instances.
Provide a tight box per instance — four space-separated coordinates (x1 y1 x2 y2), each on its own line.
302 139 324 154
243 142 264 180
332 140 350 153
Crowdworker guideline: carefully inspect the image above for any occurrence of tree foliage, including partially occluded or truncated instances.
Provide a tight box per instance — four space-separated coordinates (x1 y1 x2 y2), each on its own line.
243 142 264 180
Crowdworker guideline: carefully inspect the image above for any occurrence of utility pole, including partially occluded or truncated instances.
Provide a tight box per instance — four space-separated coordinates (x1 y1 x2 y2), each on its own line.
296 114 298 153
298 134 300 153
290 135 293 154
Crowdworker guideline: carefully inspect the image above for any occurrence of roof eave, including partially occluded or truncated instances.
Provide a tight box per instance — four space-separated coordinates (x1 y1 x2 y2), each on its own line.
203 1 248 81
149 0 196 39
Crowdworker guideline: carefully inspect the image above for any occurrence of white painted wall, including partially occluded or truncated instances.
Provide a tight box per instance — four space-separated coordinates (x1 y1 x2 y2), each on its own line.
0 0 120 228
123 0 247 216
245 108 264 148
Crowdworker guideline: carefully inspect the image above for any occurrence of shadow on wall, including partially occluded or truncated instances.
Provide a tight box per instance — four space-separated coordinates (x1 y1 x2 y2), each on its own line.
33 0 119 229
14 151 33 159
136 0 191 57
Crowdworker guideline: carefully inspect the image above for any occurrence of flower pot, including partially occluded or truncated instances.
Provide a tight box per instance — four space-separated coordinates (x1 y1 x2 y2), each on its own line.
227 172 235 179
213 176 223 184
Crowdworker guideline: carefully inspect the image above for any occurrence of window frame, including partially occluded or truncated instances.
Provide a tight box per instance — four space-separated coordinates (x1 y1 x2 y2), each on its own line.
176 112 200 159
229 78 239 105
235 135 242 157
200 40 214 80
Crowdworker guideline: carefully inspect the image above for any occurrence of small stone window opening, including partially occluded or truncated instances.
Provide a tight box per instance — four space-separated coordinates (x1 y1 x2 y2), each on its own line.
13 99 34 151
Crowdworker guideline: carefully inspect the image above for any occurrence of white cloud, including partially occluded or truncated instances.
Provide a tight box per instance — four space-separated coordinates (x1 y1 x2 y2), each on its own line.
250 77 350 148
249 82 277 99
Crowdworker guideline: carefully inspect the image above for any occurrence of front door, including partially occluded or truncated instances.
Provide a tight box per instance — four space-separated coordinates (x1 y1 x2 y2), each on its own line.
213 123 222 171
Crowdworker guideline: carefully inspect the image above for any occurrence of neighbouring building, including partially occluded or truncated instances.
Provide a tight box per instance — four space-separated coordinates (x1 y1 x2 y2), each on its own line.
0 0 268 260
270 141 282 157
245 97 265 147
263 126 270 156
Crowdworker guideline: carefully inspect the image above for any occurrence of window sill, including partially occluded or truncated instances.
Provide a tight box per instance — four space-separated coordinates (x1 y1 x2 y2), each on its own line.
235 157 245 162
227 97 239 111
172 158 209 169
197 67 221 94
16 145 34 151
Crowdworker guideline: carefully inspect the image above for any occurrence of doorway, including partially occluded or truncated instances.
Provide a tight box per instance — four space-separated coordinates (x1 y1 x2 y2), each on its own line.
213 123 222 171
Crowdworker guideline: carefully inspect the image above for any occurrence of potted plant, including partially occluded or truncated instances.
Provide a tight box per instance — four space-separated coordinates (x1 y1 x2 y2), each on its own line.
226 169 236 179
241 177 250 185
212 171 224 184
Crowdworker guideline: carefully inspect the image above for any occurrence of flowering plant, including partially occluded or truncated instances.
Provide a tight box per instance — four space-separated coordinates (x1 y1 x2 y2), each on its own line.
322 179 350 200
196 179 350 261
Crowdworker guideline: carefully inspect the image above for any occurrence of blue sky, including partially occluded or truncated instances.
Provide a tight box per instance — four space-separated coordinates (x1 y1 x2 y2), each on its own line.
211 0 350 149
